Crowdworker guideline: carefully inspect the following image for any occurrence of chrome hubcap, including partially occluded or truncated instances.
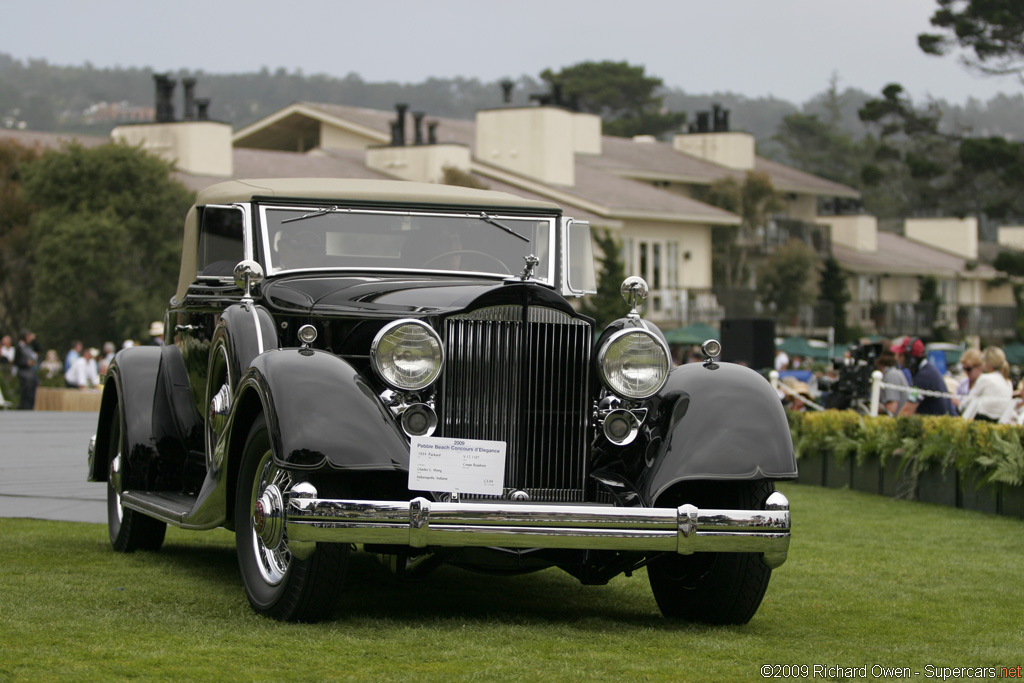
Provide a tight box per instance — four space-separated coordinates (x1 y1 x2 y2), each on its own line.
249 452 291 585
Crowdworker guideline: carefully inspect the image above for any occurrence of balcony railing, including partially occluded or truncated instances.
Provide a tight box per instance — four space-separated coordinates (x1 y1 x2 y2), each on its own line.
735 218 832 259
850 301 1017 340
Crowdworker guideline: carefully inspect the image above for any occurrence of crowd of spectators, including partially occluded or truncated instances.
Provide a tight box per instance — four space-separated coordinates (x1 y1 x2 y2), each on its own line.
767 334 1020 423
0 321 164 410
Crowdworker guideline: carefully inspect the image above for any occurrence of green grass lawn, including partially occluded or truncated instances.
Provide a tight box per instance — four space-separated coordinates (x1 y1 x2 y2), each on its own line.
1 484 1021 682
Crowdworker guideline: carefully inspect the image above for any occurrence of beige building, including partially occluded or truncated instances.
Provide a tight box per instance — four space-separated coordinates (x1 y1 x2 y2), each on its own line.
7 87 1015 338
826 215 1016 340
226 100 859 327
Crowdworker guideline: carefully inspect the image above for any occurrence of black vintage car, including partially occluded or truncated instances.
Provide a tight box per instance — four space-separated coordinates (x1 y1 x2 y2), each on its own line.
88 178 794 623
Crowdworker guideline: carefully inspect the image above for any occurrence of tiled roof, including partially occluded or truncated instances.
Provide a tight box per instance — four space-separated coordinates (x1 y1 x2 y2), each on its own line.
301 103 859 199
301 103 739 223
0 129 108 150
833 232 997 279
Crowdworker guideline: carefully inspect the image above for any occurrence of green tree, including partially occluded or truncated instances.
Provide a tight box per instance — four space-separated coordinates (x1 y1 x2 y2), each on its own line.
819 257 851 343
580 229 627 330
992 250 1024 339
0 139 40 335
919 0 1024 78
772 77 868 187
20 142 194 350
699 171 781 289
757 239 819 321
858 83 964 219
540 61 686 138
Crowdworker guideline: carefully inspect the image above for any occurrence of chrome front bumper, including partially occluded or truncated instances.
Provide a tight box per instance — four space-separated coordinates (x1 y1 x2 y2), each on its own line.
280 489 791 568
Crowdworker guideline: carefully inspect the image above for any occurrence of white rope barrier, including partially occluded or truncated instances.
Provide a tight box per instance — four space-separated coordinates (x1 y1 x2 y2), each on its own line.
769 370 826 412
868 371 959 416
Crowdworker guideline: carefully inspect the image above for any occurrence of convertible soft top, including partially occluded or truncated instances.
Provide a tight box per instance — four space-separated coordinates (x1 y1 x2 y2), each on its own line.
175 178 562 304
195 178 562 211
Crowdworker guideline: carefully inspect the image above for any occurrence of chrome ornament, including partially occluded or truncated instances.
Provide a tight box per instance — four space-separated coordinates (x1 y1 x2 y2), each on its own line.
620 276 649 319
518 254 540 281
233 260 264 303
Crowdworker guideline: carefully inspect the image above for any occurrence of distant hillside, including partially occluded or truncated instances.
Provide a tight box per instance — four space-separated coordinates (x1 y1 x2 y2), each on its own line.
3 51 1023 149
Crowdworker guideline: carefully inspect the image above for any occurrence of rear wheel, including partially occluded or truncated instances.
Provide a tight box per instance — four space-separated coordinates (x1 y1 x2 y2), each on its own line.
235 414 347 622
107 395 166 552
647 480 775 625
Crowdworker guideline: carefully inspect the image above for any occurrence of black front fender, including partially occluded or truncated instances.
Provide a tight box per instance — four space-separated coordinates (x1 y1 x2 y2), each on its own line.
89 346 163 485
235 348 409 472
640 361 796 504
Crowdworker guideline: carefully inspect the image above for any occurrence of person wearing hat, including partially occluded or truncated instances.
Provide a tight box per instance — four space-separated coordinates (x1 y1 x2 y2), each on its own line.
65 346 100 389
148 321 165 346
894 337 956 417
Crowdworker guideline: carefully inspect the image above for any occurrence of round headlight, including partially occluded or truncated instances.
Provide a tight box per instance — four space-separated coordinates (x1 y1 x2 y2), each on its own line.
598 328 670 399
371 319 444 391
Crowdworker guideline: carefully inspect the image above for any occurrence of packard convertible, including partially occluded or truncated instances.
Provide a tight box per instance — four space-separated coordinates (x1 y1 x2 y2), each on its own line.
88 178 794 623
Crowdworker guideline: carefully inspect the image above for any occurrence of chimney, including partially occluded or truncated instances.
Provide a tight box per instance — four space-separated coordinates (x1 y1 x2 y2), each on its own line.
695 111 710 133
153 73 176 123
182 78 197 121
413 111 425 145
712 104 730 132
500 79 514 104
114 76 232 177
392 103 408 146
195 98 210 121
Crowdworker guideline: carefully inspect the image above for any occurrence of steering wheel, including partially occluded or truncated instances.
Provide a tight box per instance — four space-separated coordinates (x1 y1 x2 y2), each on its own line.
421 250 511 274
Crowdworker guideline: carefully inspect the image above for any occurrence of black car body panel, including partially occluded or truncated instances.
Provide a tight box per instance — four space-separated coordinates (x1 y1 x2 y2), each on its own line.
90 178 793 624
642 362 797 505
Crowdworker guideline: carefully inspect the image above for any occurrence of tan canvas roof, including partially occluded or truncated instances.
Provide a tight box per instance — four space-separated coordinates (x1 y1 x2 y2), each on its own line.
192 177 561 209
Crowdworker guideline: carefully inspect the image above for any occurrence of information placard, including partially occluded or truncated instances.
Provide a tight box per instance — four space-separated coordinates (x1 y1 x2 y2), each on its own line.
408 436 507 496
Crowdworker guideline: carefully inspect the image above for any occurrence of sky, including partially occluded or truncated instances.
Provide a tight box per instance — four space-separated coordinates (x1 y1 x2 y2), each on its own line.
2 0 1020 106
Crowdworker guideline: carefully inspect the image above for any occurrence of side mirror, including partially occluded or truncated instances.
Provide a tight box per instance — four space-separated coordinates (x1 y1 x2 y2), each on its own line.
233 260 264 301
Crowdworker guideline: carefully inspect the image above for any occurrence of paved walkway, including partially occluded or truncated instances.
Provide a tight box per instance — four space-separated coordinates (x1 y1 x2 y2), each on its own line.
0 411 106 524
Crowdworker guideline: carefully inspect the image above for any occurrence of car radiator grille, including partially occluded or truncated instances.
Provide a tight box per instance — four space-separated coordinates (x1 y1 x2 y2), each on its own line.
440 305 592 502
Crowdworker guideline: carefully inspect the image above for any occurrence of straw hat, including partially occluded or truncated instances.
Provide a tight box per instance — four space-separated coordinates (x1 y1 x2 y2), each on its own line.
149 321 164 337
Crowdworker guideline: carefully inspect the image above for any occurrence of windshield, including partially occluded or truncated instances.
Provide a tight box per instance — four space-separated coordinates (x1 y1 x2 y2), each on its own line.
260 205 554 280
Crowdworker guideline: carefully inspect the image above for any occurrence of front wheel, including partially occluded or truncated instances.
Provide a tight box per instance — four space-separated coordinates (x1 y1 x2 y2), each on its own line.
647 480 775 625
107 394 166 552
235 414 347 622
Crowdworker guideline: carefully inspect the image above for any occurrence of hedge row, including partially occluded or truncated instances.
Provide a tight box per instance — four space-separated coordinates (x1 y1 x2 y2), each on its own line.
787 411 1024 517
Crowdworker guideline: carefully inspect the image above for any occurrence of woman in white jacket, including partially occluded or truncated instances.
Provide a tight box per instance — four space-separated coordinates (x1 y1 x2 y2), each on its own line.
959 346 1013 423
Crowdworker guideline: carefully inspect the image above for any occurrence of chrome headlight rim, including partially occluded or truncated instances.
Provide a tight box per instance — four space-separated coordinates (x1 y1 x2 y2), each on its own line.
371 318 445 392
597 327 671 400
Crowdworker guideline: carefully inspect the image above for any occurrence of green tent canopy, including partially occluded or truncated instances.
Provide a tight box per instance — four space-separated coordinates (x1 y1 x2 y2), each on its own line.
777 336 831 361
663 322 719 346
1003 342 1024 366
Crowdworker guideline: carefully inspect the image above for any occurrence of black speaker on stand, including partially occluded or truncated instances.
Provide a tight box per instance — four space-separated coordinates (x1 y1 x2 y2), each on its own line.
720 318 775 370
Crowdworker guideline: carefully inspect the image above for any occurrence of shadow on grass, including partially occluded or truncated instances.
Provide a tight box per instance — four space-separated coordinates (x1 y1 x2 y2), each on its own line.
133 539 704 629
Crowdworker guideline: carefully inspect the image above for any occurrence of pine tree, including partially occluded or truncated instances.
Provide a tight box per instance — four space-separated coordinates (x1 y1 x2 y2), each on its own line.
580 229 627 330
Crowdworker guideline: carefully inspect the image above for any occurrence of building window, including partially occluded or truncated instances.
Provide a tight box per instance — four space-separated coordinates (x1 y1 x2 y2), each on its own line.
639 242 648 283
652 243 661 289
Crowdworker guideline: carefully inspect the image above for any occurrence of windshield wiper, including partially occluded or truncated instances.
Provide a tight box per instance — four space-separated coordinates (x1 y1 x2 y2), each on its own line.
477 212 529 242
282 206 342 224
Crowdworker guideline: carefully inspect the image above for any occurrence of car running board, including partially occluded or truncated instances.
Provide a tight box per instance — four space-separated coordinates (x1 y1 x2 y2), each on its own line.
121 490 198 526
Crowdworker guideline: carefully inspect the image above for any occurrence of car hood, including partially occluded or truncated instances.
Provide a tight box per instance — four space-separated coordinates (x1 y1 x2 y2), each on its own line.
262 274 521 317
